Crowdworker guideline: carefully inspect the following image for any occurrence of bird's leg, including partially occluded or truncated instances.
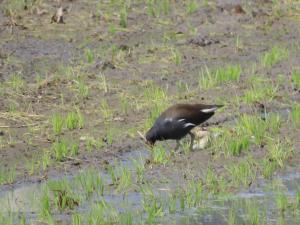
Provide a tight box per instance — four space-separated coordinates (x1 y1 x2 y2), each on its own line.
175 140 181 151
189 132 195 151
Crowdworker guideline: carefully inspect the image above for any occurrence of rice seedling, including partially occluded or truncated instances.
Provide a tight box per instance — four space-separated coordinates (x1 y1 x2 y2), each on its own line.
0 213 14 225
70 142 79 156
151 145 169 165
176 80 189 94
66 111 79 130
111 44 119 63
3 0 26 15
276 192 288 214
181 140 191 155
75 168 104 197
296 188 300 207
242 78 278 103
87 202 106 224
40 187 51 219
289 103 300 126
198 65 241 89
25 158 39 176
52 113 64 135
52 139 68 161
228 207 237 225
168 192 177 214
41 150 52 170
147 0 156 17
105 126 119 145
85 136 104 151
88 200 119 225
116 166 133 193
85 49 94 63
226 158 257 187
48 178 80 211
119 7 128 28
185 179 203 207
8 101 18 112
266 138 293 169
227 135 250 156
291 70 300 89
132 156 145 183
76 79 89 99
261 158 277 179
52 139 79 161
0 166 16 185
205 168 220 194
236 115 268 146
108 23 117 35
170 48 182 65
261 46 288 67
19 213 26 225
100 99 113 121
0 168 6 185
66 110 84 130
266 113 282 134
245 200 266 225
235 35 243 52
59 93 65 106
107 164 119 186
98 74 109 93
120 211 133 225
120 94 129 115
138 54 157 64
161 0 170 15
8 73 25 91
213 130 250 156
179 191 185 211
143 196 164 224
72 213 82 225
186 0 199 14
143 84 167 130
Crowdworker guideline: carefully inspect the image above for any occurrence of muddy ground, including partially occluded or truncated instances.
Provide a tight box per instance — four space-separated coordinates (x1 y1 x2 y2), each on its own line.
0 0 300 224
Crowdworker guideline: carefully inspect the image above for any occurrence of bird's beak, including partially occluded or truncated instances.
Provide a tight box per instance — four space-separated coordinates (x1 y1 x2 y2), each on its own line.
146 140 154 148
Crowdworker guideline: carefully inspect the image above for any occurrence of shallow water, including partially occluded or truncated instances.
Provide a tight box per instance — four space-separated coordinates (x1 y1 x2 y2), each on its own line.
0 149 299 224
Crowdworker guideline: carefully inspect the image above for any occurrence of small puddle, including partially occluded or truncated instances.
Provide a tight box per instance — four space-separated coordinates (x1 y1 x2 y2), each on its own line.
260 107 291 121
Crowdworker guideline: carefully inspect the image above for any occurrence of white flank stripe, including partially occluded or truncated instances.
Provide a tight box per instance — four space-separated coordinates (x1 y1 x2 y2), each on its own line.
183 123 196 128
201 107 217 113
178 119 185 122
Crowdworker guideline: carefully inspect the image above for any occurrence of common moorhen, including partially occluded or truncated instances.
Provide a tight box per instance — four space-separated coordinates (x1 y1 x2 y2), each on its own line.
145 103 223 150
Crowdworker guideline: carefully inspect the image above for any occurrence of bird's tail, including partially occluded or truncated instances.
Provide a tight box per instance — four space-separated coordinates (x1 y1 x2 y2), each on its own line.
200 104 224 113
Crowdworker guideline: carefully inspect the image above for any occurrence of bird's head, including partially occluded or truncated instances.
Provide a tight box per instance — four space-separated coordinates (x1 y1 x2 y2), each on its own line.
145 127 157 147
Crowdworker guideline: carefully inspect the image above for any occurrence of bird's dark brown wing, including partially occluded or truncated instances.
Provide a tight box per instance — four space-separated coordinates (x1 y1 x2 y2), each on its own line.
161 104 222 125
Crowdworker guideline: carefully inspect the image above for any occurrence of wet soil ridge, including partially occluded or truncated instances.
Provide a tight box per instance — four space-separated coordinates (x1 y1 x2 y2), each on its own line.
0 0 300 224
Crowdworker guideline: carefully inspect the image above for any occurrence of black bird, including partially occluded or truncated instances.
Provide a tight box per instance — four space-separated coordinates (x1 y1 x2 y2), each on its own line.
145 103 223 150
